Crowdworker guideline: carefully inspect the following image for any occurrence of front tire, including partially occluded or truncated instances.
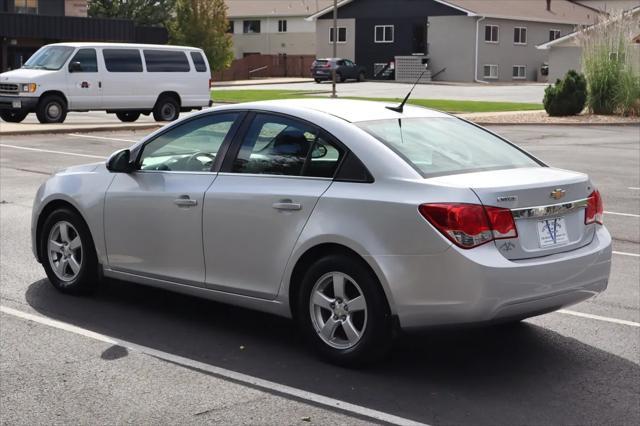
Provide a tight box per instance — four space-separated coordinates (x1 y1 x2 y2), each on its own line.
153 96 180 122
115 111 141 122
0 110 29 123
40 208 99 295
36 95 67 124
297 254 393 366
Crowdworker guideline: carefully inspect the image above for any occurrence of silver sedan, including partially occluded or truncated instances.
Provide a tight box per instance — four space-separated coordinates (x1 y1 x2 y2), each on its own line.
32 99 612 365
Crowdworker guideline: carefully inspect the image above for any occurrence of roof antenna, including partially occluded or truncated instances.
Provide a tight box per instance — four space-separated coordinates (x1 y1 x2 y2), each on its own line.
386 63 429 114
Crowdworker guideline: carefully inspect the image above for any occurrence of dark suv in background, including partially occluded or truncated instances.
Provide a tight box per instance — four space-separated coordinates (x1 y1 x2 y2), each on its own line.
311 58 366 83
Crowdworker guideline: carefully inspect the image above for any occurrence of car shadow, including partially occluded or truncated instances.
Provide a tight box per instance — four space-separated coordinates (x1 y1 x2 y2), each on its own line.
26 278 640 425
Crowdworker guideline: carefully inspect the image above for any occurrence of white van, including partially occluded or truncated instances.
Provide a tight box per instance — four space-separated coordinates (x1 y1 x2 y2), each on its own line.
0 42 212 124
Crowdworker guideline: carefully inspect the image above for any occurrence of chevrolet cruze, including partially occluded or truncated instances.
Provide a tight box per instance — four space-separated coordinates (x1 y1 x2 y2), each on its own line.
32 99 612 365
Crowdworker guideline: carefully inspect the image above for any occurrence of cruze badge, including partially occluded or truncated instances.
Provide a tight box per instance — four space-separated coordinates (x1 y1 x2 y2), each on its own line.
550 189 566 200
497 195 517 203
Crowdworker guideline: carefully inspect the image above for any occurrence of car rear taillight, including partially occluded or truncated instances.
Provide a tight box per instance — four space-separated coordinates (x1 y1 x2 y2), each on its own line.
418 203 517 249
585 190 604 225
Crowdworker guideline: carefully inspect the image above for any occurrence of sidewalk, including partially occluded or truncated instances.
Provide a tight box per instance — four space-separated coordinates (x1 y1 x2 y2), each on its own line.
212 77 313 88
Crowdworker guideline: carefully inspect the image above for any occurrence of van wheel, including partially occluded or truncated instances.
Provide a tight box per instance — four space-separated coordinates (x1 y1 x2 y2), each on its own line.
297 254 393 367
36 95 67 124
0 110 28 123
116 111 140 122
153 96 180 122
40 208 99 295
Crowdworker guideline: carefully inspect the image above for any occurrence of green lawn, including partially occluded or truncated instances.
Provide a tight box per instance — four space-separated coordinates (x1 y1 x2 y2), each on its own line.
211 89 543 113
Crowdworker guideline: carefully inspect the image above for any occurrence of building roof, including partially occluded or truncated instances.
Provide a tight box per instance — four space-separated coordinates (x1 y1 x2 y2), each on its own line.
433 0 600 24
309 0 600 24
226 0 334 18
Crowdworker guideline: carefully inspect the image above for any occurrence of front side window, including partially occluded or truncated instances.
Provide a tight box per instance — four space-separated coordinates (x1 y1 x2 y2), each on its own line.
232 114 344 177
514 27 527 44
143 50 190 72
190 52 208 72
483 64 498 79
139 113 239 172
512 65 526 79
243 20 261 33
374 25 394 43
69 48 98 72
357 118 539 177
330 27 347 43
103 49 143 72
484 25 499 43
23 46 74 70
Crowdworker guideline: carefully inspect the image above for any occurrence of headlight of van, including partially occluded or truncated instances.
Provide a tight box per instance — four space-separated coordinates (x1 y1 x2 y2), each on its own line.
20 83 37 93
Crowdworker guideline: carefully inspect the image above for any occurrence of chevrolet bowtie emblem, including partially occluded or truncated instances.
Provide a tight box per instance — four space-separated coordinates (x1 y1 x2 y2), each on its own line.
550 188 566 200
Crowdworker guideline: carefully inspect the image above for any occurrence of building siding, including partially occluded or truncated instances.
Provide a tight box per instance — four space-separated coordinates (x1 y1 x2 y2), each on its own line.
231 16 318 58
315 18 356 60
427 15 476 82
548 46 582 82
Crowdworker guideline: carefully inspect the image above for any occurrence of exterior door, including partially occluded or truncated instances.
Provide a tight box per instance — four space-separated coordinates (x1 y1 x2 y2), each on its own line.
104 112 242 286
203 113 345 299
66 48 102 110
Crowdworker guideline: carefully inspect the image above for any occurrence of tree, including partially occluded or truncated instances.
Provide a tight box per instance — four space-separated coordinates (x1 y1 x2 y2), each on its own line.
170 0 234 73
88 0 175 27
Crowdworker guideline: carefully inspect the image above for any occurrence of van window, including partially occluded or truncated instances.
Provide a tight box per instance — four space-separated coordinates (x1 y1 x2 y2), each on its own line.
144 50 190 72
190 52 207 72
69 48 98 72
103 49 143 72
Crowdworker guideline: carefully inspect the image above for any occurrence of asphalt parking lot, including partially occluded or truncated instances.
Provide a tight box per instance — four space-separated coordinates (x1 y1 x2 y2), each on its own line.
1 124 639 425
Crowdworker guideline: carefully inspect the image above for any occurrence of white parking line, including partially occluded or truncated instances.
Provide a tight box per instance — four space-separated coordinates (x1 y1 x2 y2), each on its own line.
559 309 640 327
613 251 640 258
67 133 137 143
0 144 104 159
605 211 640 218
0 305 427 426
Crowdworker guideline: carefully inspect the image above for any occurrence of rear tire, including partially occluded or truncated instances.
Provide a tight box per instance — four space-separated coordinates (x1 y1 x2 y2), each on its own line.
357 71 365 82
153 96 180 122
115 111 141 122
337 72 346 83
0 110 28 123
314 78 322 83
36 95 67 124
40 208 99 295
297 254 393 367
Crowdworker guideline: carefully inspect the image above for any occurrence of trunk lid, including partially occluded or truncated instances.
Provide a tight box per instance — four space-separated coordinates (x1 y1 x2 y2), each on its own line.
427 167 597 260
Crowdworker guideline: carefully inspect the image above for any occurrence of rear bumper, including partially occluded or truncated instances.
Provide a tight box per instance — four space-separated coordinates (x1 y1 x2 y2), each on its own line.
0 95 38 111
372 226 612 329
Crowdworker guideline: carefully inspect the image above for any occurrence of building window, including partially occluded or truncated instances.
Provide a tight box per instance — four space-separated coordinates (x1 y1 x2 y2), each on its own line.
484 25 499 43
227 20 234 34
483 64 498 79
330 27 347 44
609 52 626 63
549 29 561 41
512 65 526 79
243 20 261 34
374 25 394 43
15 0 38 14
278 20 287 33
514 27 527 44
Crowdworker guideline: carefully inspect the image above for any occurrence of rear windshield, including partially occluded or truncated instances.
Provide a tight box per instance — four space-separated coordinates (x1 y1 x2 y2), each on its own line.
356 117 540 177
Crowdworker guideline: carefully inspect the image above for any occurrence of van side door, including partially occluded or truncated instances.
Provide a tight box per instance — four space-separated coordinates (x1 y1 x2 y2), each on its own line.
100 48 146 109
66 48 102 110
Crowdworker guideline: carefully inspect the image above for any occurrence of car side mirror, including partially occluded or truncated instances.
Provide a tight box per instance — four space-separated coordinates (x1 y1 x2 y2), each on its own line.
106 149 134 173
69 61 82 73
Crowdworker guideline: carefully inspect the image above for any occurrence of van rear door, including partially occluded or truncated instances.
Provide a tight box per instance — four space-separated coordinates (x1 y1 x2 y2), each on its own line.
66 48 102 110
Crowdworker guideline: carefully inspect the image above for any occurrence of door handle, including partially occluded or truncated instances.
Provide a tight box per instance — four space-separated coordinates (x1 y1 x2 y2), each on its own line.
272 199 302 211
174 195 198 207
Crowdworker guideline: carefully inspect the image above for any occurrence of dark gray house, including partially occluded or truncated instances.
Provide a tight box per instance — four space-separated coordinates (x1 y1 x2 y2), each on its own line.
0 0 168 72
310 0 600 82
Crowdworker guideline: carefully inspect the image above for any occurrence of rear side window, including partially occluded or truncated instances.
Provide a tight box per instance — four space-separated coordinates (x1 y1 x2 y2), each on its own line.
357 117 539 177
144 50 190 72
103 49 143 72
69 48 98 72
190 52 207 72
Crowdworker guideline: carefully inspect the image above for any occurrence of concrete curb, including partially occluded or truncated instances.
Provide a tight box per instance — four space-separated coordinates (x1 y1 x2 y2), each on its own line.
212 79 314 88
0 123 162 136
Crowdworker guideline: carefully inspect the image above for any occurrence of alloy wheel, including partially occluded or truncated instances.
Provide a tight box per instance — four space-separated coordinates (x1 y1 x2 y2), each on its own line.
47 221 83 282
309 272 368 350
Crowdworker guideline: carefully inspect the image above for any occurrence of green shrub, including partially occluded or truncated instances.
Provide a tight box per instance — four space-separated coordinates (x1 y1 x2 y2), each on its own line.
543 70 587 116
